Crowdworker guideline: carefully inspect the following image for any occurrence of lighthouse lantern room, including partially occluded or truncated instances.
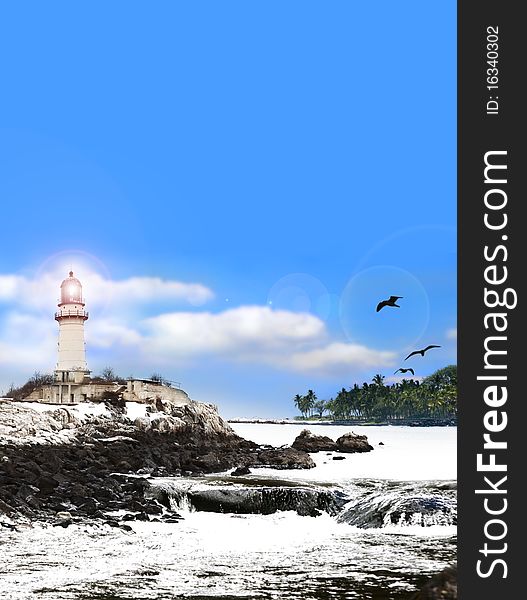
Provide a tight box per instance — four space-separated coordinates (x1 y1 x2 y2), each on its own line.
54 271 90 398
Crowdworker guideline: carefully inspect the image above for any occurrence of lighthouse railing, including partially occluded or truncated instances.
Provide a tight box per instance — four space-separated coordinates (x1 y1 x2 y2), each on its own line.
55 309 89 319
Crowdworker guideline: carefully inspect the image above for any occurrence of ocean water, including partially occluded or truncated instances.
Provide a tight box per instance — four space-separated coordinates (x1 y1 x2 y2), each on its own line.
0 424 457 600
231 423 457 481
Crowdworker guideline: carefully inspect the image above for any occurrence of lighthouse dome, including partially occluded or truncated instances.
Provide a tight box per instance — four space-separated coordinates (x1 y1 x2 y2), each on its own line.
60 271 84 304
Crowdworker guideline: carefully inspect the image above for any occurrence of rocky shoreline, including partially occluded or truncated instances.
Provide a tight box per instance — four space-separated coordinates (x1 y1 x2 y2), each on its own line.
0 399 456 599
0 399 316 529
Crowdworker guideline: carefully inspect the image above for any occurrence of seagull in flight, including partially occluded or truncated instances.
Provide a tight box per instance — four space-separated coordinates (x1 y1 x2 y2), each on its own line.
394 368 415 376
404 345 441 361
376 295 403 312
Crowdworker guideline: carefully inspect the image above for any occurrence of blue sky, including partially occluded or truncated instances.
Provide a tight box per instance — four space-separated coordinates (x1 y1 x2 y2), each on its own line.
0 2 456 417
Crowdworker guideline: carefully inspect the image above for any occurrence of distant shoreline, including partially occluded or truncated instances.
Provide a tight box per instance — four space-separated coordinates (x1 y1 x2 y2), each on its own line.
228 418 457 427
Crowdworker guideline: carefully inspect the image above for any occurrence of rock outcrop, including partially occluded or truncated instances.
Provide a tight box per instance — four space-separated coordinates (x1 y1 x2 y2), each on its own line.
149 478 344 517
336 432 373 453
291 429 373 454
0 402 75 443
0 398 316 525
253 446 316 469
291 429 338 452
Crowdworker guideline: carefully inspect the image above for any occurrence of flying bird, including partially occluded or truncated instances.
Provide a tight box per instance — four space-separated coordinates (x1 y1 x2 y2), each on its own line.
404 345 441 361
394 368 415 376
376 296 403 312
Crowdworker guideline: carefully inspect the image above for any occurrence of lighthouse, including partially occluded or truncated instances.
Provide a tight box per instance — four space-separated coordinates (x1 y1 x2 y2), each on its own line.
54 271 90 396
21 269 191 406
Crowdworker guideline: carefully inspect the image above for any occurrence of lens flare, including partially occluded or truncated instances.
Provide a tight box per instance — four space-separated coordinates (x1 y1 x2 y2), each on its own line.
267 273 331 319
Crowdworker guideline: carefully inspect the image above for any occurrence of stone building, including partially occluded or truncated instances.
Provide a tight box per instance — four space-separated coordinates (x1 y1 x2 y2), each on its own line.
25 376 190 406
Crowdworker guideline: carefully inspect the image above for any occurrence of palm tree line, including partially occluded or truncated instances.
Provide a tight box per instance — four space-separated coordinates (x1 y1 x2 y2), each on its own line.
293 365 457 421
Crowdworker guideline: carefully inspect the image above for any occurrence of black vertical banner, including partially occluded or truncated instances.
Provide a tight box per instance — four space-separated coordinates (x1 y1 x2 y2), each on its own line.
458 1 524 598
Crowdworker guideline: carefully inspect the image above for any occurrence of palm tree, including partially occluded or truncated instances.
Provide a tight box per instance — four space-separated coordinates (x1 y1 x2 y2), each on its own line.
292 365 457 421
293 394 304 417
305 389 317 418
372 374 385 387
314 399 327 418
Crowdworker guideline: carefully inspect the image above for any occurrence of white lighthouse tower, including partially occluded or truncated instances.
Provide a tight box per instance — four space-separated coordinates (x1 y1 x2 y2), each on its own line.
54 271 90 399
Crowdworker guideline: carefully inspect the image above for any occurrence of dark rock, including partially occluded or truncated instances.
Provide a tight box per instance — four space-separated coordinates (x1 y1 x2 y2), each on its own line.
116 460 133 471
336 432 373 453
291 429 338 453
69 483 89 497
134 511 151 521
417 565 457 599
78 498 99 515
71 495 89 507
18 469 39 484
175 485 342 517
26 496 43 509
127 499 150 512
52 472 69 484
379 442 384 445
37 476 59 495
255 447 315 470
153 490 171 510
0 499 15 515
16 484 40 500
192 452 225 471
36 452 63 473
231 466 251 476
105 519 120 528
143 501 163 515
332 456 346 460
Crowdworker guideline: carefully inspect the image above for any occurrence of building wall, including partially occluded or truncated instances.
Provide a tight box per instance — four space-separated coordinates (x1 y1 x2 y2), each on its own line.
122 381 190 405
23 380 191 406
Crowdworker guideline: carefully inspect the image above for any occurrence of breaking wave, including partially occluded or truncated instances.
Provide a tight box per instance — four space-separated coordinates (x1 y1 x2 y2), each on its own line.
148 476 346 517
148 476 456 528
337 480 456 528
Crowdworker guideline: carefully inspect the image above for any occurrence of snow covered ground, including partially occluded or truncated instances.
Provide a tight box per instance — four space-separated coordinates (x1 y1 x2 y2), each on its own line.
13 401 111 421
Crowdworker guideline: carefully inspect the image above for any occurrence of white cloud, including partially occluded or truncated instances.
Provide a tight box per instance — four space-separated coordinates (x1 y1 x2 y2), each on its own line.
446 327 457 340
141 307 395 375
0 275 20 300
87 320 143 348
142 306 325 356
0 312 56 371
0 270 396 381
0 267 213 388
93 275 213 307
282 342 396 376
0 269 213 312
